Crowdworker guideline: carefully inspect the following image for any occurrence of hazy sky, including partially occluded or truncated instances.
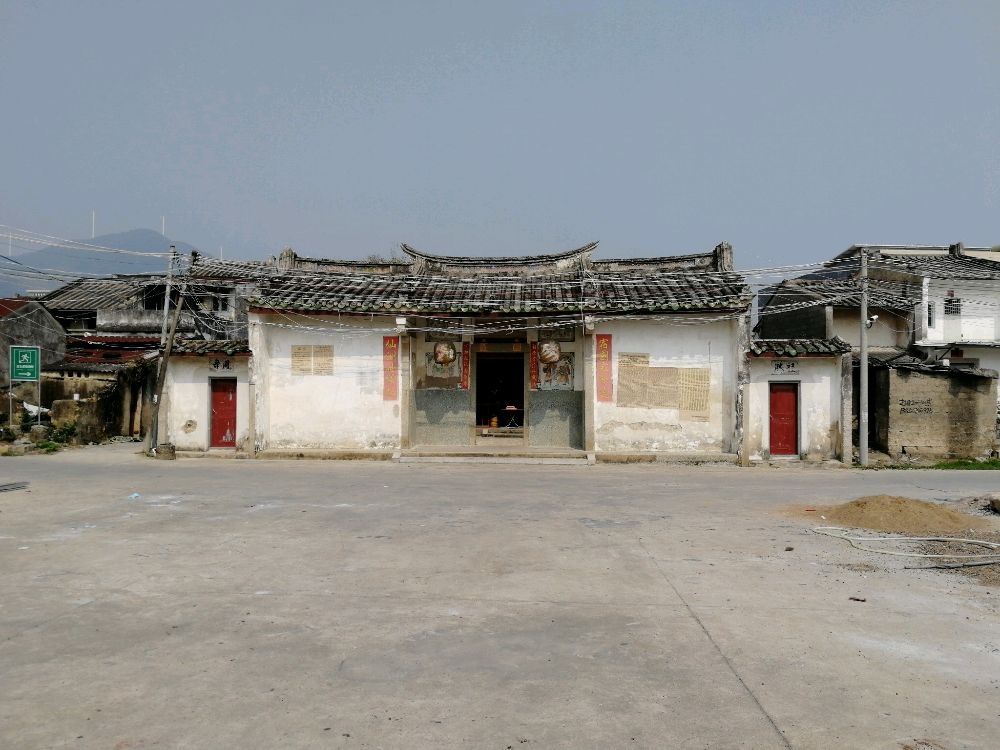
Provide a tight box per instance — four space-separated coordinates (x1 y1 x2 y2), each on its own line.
1 1 997 266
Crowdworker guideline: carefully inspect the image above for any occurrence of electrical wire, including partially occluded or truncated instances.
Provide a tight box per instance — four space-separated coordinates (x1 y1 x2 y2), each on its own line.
812 526 1000 559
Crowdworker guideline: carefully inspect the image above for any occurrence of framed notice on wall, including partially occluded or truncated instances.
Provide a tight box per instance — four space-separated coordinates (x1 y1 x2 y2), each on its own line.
290 345 333 376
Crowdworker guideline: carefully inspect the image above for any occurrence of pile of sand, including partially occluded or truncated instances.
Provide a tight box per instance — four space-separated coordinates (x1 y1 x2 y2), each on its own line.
818 495 993 535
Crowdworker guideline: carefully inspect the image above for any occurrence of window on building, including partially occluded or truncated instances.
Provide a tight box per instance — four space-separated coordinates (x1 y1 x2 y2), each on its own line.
944 298 962 316
927 301 935 328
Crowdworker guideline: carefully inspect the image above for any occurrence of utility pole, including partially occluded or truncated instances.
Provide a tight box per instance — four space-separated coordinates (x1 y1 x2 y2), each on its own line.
91 210 96 239
859 246 869 467
160 245 176 345
145 283 186 453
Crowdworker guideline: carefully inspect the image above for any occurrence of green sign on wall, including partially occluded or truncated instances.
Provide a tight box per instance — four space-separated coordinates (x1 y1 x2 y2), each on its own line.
10 346 40 382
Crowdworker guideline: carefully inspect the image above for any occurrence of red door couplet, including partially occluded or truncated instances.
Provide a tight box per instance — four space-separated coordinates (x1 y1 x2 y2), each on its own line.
210 378 237 448
768 382 798 456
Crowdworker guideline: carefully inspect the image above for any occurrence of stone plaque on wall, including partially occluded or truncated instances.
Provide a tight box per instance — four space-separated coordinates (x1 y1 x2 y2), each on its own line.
291 345 334 376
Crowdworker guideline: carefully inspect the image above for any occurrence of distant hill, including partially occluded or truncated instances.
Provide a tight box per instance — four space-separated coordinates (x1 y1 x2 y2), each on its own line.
0 229 199 298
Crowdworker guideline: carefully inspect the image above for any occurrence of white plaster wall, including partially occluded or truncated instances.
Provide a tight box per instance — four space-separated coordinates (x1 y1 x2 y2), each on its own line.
960 346 1000 407
922 279 1000 344
163 356 251 451
252 313 401 450
592 318 735 452
747 357 842 459
830 308 909 348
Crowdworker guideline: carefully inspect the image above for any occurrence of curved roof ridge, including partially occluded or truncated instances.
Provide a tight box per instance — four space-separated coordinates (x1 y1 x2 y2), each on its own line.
399 241 598 265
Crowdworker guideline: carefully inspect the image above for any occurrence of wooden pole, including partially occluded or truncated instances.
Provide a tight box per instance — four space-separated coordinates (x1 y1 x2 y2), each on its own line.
145 283 186 454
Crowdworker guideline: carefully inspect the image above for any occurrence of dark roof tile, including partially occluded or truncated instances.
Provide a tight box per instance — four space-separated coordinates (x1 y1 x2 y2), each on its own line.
749 337 853 357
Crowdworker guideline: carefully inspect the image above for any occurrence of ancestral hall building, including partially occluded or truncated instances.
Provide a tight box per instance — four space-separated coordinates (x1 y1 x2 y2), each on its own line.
163 242 753 458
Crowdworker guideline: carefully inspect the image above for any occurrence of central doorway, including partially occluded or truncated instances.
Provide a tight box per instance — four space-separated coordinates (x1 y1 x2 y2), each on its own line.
476 352 524 439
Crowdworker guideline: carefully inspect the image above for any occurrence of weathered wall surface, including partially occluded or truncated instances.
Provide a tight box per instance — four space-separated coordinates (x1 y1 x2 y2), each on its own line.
884 369 997 458
163 356 251 451
747 357 844 459
251 313 400 450
528 390 583 448
413 389 472 446
756 289 827 339
0 302 65 379
955 347 1000 417
593 319 736 452
830 308 908 349
97 309 196 334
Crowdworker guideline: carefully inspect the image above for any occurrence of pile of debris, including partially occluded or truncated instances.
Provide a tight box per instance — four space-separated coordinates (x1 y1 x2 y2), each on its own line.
812 495 1000 586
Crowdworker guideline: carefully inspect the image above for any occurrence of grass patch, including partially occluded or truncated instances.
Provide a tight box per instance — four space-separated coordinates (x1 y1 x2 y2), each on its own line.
930 458 1000 470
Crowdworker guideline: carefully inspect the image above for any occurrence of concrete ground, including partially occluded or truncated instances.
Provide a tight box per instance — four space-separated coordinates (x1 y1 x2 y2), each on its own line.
1 446 998 750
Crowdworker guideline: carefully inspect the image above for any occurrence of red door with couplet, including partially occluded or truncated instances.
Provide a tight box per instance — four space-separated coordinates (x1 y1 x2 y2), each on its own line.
769 382 798 456
210 378 237 448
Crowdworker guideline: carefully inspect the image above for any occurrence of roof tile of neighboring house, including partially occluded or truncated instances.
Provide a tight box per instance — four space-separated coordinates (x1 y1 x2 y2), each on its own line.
170 339 251 356
749 338 853 357
762 278 919 312
871 253 1000 281
862 348 998 379
187 257 273 280
0 298 31 316
40 278 143 310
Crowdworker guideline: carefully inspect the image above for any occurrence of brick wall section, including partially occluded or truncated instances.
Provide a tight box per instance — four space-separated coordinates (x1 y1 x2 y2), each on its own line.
886 369 998 458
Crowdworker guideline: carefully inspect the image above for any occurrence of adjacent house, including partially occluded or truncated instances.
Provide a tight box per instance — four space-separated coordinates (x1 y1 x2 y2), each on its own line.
758 243 1000 458
746 338 852 461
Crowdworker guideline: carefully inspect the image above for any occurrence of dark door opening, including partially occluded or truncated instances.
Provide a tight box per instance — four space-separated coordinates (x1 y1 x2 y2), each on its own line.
210 378 237 448
769 382 798 456
476 353 524 431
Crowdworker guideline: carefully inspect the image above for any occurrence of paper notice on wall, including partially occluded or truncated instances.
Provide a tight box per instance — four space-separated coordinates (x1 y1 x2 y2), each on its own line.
617 354 709 419
679 367 710 420
291 345 334 376
618 354 680 409
311 346 334 375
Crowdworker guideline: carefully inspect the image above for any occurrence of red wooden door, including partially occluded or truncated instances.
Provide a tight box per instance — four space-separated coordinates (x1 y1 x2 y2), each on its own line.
769 382 798 456
210 378 237 448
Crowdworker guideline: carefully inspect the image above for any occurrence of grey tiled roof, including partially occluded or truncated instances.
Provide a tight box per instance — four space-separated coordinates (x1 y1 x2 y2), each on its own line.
749 338 852 357
863 349 997 379
870 253 1000 280
187 257 273 280
248 270 751 314
170 339 251 356
761 278 919 312
41 278 144 310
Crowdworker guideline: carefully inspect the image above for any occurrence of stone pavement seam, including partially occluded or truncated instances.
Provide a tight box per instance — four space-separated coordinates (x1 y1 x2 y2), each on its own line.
636 537 794 750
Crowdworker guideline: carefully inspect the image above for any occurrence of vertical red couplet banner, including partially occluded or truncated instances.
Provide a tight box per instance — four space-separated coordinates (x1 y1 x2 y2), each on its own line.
382 336 399 401
529 342 539 390
596 334 613 402
460 342 471 389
